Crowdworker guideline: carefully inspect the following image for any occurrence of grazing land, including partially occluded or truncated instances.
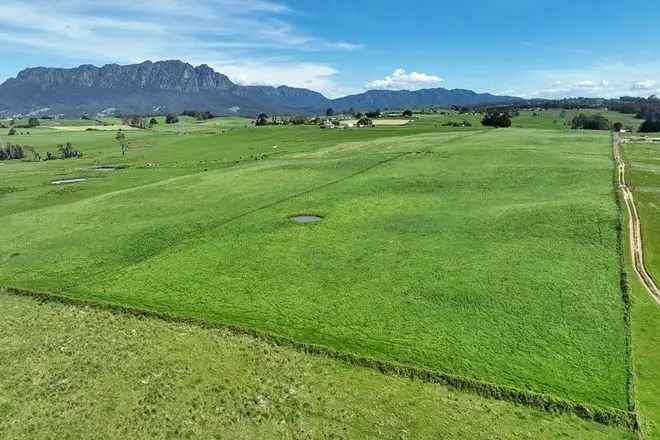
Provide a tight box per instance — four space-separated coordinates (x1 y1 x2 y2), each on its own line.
621 134 660 438
0 292 634 440
622 136 660 282
339 118 412 126
511 109 643 131
0 116 630 417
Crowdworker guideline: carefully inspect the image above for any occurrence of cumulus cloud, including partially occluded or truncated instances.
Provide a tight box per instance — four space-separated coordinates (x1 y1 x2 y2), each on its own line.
573 79 607 88
215 61 356 98
366 68 444 90
523 61 660 99
632 80 658 90
573 80 597 88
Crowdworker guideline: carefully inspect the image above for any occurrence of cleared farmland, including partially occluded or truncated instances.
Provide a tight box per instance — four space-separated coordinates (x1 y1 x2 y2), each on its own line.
0 292 634 439
0 122 629 415
621 136 660 438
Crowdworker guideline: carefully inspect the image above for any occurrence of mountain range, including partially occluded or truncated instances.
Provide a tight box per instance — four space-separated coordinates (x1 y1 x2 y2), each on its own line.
0 60 521 117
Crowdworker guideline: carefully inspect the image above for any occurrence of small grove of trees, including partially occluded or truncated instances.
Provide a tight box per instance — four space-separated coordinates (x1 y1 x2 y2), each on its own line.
325 108 334 117
365 110 381 118
357 117 373 127
481 112 512 128
402 109 413 117
165 114 179 124
0 143 25 160
182 110 214 120
639 119 660 132
57 142 82 158
8 127 17 135
41 142 82 161
149 118 158 128
570 114 611 130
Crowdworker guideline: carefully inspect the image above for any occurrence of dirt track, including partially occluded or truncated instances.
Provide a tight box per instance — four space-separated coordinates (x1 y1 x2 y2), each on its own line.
613 132 660 305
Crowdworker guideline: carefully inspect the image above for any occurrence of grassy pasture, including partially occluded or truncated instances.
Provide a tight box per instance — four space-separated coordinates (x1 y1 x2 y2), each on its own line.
0 118 629 413
512 109 642 131
415 111 484 127
339 118 412 126
0 292 633 440
621 135 660 438
47 124 137 131
629 274 660 439
622 138 660 278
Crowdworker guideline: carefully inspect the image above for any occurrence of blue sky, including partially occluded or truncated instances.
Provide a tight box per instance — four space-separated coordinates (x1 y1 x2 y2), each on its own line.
1 0 659 98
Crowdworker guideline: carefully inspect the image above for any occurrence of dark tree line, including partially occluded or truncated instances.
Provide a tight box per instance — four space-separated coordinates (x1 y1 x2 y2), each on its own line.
481 112 511 128
570 114 611 130
640 119 660 132
182 110 214 120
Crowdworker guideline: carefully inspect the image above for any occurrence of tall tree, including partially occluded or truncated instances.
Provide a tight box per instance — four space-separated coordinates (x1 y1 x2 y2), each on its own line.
255 113 269 126
115 130 128 156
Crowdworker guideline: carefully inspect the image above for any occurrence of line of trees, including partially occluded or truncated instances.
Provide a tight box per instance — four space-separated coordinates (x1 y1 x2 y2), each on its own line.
570 114 611 130
182 110 214 120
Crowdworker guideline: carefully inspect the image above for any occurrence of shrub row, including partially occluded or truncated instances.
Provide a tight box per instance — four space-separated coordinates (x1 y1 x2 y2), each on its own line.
611 134 642 434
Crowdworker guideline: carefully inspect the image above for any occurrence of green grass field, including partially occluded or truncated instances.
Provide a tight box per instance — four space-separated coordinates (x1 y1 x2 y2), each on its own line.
0 115 630 416
0 292 633 439
511 109 642 131
623 138 660 280
621 135 660 438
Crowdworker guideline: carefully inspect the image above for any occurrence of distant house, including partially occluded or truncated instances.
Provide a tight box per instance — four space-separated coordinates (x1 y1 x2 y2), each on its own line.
321 119 334 129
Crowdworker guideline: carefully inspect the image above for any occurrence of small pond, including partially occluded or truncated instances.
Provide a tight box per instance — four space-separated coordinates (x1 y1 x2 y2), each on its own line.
289 215 322 224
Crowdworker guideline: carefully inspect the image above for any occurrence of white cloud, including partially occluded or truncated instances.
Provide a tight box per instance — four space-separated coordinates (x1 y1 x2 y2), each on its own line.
572 80 609 89
366 68 444 90
0 0 362 97
573 80 597 88
632 80 657 90
522 61 660 99
215 61 355 98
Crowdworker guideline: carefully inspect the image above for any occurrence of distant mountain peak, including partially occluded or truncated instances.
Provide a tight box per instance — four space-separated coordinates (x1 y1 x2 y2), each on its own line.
0 60 520 117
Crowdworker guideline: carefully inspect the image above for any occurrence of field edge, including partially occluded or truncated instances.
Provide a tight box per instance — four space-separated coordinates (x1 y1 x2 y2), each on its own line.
0 284 638 431
611 134 642 434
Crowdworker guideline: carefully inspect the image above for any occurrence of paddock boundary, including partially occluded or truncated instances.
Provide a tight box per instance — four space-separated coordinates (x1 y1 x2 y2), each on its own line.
0 285 639 431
